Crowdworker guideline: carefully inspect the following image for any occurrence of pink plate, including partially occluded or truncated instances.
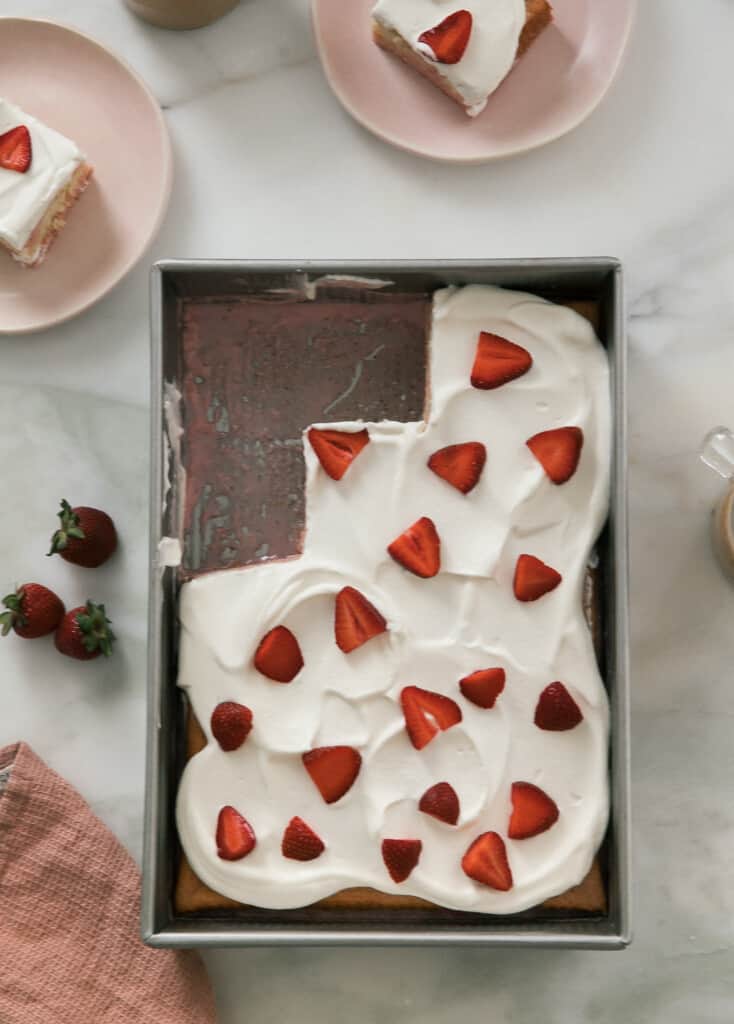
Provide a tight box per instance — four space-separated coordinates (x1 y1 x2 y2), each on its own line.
0 18 172 335
312 0 636 163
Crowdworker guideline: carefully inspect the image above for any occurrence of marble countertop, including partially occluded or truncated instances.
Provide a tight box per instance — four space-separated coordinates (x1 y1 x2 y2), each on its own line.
2 1 733 1020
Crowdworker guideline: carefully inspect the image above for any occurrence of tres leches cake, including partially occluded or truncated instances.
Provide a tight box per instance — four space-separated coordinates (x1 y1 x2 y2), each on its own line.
372 0 553 117
0 99 92 268
175 284 611 916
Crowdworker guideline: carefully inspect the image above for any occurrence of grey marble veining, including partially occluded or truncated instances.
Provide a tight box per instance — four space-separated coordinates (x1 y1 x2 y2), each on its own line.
1 0 733 1020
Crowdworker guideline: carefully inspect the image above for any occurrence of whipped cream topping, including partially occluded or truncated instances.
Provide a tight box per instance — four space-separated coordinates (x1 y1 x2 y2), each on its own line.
176 285 611 913
0 98 85 252
157 537 183 568
372 0 526 116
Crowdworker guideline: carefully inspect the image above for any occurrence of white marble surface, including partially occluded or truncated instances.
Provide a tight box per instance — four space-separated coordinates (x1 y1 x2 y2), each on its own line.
1 0 733 1020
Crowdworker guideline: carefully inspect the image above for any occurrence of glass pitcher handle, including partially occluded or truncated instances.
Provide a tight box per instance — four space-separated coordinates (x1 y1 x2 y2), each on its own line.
700 426 734 480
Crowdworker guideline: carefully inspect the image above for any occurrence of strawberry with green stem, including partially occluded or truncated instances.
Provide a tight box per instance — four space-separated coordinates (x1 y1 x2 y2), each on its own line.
48 499 118 568
1 583 64 639
55 601 116 660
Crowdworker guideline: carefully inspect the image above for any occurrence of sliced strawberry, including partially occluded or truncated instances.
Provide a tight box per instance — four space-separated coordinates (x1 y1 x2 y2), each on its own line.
387 516 440 578
508 781 559 840
418 781 460 825
254 625 303 682
334 586 387 653
513 554 562 602
216 806 256 861
427 442 486 495
211 701 253 751
282 816 325 861
401 685 462 750
534 682 583 731
308 427 369 481
461 832 513 891
527 427 584 485
470 332 532 391
302 746 362 804
382 838 422 883
459 668 506 709
0 125 31 173
418 10 472 64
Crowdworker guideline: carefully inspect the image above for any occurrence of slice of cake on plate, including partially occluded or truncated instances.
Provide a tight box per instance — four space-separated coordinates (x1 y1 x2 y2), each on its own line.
0 98 93 268
372 0 553 117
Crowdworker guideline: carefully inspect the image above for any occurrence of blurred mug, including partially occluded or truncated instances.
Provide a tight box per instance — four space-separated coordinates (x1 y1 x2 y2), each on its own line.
701 426 734 580
125 0 238 29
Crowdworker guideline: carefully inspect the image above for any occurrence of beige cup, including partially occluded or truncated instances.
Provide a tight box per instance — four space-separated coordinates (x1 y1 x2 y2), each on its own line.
701 426 734 580
125 0 238 29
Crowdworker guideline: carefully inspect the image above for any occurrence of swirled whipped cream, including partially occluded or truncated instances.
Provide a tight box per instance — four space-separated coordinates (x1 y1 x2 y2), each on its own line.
372 0 527 116
176 285 611 913
0 98 85 252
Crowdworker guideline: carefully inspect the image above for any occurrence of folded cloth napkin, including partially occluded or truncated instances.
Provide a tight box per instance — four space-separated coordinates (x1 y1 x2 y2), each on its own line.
0 742 216 1024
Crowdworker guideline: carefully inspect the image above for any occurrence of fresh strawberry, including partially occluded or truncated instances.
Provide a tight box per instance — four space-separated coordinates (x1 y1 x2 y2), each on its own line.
302 746 362 804
282 816 325 861
427 442 486 495
48 499 118 568
513 554 562 602
470 332 532 390
461 832 513 891
0 125 31 173
418 781 460 825
216 805 256 860
418 10 473 64
54 601 115 660
534 682 583 731
387 517 441 578
508 781 559 839
334 586 387 653
381 838 422 883
0 583 64 639
211 701 253 751
400 685 462 750
459 667 506 709
527 427 584 485
308 427 370 481
254 625 303 682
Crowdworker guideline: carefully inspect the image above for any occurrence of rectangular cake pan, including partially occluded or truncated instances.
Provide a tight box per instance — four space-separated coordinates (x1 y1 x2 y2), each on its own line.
142 259 630 949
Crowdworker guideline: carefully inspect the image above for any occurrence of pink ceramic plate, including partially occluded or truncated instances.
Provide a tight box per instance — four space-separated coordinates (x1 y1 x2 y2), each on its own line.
0 19 172 335
312 0 636 163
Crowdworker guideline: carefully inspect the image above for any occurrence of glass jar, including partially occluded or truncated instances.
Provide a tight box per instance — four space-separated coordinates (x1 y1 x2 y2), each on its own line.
700 426 734 580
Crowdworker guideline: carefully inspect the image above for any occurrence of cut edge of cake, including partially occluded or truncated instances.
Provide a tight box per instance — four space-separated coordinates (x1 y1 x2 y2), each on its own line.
1 161 94 268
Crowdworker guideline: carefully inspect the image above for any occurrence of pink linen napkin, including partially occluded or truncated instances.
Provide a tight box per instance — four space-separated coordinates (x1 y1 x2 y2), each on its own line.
0 742 216 1024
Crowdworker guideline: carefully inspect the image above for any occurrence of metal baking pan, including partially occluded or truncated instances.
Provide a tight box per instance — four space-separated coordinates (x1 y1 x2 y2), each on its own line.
142 259 630 949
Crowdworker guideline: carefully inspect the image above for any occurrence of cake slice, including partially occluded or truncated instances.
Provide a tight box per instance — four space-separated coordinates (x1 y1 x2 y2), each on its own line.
372 0 553 117
0 99 93 268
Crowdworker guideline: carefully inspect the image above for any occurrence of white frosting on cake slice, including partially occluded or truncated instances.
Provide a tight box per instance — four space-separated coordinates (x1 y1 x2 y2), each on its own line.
176 285 611 914
372 0 526 115
0 98 86 253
